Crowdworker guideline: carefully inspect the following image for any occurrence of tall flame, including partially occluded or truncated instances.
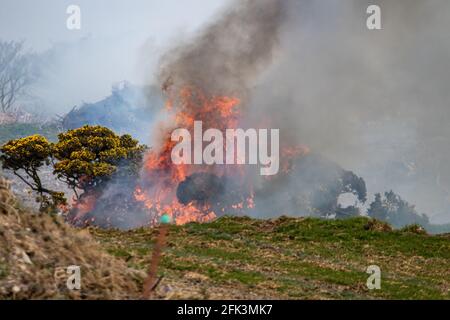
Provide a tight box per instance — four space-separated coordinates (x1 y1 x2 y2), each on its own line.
135 86 249 225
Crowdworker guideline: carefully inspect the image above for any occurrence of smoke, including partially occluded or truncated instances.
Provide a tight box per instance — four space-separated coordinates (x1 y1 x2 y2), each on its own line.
157 0 284 99
28 34 151 116
78 0 450 228
247 0 450 223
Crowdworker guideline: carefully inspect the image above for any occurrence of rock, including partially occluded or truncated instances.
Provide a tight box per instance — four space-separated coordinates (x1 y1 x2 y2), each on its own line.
20 250 33 265
14 247 33 265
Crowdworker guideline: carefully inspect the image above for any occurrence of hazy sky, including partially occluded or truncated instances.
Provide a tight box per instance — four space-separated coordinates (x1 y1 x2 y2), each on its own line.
0 0 230 51
0 0 231 113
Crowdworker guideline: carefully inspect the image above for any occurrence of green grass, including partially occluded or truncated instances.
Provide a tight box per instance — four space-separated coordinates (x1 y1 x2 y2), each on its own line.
0 123 61 145
92 216 450 299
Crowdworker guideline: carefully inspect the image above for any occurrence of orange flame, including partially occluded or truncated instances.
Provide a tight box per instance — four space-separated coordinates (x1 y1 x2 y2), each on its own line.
70 194 97 223
135 86 246 225
281 145 311 173
135 85 310 226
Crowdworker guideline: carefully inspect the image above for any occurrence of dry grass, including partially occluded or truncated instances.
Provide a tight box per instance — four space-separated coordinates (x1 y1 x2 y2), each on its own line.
0 175 142 300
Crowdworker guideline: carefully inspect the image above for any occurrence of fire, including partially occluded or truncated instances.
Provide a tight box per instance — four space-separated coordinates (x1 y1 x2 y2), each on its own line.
134 86 247 225
280 145 310 173
134 185 217 226
133 84 310 226
69 194 97 224
65 83 310 228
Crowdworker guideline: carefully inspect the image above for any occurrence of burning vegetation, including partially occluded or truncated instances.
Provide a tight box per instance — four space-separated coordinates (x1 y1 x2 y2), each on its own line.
128 0 285 225
133 85 257 226
0 0 369 229
1 0 444 233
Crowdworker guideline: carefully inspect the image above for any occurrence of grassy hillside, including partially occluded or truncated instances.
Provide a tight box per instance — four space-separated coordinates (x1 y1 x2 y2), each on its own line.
93 216 450 300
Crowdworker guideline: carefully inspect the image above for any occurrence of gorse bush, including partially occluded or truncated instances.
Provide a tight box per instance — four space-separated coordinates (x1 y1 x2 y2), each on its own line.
0 125 146 212
52 125 146 199
0 134 65 211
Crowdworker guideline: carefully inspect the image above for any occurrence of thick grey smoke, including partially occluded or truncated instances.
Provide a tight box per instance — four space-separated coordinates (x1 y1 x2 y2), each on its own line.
157 0 284 99
154 0 450 223
249 0 450 223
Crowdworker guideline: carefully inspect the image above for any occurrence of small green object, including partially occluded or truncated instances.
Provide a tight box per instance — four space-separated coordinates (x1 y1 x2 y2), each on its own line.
160 214 171 224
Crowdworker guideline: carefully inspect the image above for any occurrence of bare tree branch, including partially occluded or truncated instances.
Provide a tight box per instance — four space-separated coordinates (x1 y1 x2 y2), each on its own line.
0 40 33 113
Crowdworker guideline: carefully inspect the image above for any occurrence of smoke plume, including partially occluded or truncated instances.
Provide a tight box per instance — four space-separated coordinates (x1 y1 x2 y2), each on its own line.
158 0 284 99
141 0 450 224
247 0 450 223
